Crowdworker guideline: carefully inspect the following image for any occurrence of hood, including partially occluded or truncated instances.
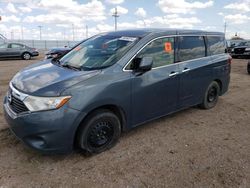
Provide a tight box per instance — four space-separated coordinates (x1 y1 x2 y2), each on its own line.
234 46 248 49
11 60 101 96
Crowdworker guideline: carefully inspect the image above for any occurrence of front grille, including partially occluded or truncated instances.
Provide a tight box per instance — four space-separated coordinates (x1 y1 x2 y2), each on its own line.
8 89 29 114
234 48 245 54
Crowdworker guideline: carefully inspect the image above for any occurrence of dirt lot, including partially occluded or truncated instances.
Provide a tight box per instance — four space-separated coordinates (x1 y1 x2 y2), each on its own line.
0 57 249 188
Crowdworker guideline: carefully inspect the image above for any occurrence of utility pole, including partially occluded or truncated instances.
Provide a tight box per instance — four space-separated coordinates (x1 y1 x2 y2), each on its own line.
21 25 24 40
63 29 66 40
86 25 88 39
72 23 75 41
224 22 227 36
38 25 42 40
10 30 14 40
112 7 119 31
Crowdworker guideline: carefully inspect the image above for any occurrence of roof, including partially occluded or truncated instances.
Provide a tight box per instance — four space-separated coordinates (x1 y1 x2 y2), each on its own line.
104 28 224 38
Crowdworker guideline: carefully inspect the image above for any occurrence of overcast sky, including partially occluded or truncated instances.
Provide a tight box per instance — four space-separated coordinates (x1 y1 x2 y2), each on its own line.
0 0 250 41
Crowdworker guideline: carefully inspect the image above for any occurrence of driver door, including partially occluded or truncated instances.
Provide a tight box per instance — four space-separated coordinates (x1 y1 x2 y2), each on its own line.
0 43 9 57
9 43 23 57
129 37 180 126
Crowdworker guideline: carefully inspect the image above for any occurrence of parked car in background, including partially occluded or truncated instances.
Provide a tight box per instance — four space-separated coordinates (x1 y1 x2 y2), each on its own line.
247 61 250 74
231 40 250 58
226 39 244 53
0 42 39 60
45 47 71 59
45 40 87 59
4 29 231 154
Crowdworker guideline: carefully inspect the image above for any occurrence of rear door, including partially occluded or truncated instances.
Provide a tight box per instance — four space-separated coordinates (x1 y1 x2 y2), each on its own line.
177 35 210 108
9 43 23 57
128 36 180 126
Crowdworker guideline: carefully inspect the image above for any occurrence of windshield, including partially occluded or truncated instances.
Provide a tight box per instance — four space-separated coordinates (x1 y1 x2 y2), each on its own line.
237 42 247 47
60 35 139 70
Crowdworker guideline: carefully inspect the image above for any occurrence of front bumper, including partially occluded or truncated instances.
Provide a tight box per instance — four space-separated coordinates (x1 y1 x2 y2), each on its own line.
3 96 86 154
231 52 250 57
31 51 39 57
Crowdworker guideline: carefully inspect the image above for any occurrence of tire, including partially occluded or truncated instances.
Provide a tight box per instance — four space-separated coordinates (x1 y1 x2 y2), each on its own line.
22 52 31 60
199 81 220 109
77 109 121 154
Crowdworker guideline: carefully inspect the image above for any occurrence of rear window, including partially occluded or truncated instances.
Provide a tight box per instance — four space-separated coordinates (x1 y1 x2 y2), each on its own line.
207 36 225 55
178 36 205 62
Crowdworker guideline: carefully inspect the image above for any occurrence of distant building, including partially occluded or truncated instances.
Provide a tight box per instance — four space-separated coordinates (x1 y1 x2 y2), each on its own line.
230 32 244 40
231 36 244 40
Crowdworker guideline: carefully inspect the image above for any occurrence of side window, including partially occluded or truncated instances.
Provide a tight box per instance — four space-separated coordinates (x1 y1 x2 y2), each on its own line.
207 36 225 55
10 44 21 49
0 43 8 48
178 36 205 62
136 37 175 68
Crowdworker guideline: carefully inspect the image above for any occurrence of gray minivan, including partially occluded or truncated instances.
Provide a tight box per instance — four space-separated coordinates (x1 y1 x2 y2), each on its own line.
3 29 231 154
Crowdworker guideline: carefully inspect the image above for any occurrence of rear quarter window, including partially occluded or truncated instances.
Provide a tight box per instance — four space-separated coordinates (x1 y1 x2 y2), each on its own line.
207 36 225 55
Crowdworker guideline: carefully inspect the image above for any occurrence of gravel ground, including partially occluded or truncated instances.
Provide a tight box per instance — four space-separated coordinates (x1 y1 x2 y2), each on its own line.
0 57 249 188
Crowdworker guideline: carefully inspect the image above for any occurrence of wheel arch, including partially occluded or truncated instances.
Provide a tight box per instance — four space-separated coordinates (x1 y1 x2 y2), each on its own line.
22 51 31 55
214 79 222 95
73 104 127 148
21 51 32 59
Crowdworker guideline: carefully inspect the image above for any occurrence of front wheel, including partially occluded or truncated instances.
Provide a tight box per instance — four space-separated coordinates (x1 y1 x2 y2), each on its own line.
199 81 220 109
77 109 121 154
22 52 31 60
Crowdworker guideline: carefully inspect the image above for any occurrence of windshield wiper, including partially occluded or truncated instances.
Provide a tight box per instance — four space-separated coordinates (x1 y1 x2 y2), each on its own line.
51 58 61 65
82 65 110 71
62 64 82 71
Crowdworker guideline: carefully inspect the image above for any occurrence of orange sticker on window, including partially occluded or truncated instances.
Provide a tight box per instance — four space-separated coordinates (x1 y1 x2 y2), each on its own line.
74 46 81 51
164 42 172 52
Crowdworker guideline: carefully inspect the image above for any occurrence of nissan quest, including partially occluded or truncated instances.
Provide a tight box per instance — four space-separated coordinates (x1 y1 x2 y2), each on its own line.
3 29 231 154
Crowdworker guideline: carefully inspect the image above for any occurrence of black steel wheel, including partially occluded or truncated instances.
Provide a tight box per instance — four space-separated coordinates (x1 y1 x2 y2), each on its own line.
87 121 114 148
207 86 217 103
199 81 220 109
77 109 121 154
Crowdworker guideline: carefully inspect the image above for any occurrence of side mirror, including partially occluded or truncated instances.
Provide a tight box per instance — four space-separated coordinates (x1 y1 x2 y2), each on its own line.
137 56 153 72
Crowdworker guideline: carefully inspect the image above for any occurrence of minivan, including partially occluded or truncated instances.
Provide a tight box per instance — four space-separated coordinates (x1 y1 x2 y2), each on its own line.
3 29 231 154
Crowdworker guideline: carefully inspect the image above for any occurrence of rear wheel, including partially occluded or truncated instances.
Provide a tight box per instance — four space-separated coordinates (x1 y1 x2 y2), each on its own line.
199 81 220 109
22 52 31 60
77 109 121 154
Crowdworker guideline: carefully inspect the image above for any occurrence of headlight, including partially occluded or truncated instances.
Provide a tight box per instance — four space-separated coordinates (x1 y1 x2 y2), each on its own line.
23 96 71 112
245 47 250 51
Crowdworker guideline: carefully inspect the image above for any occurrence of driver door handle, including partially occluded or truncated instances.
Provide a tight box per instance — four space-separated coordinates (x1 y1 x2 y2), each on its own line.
182 67 190 73
169 72 178 77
